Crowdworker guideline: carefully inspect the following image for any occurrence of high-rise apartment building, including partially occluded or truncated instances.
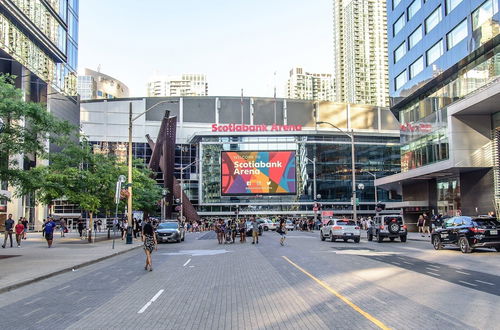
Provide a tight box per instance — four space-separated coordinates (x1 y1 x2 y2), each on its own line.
78 68 129 100
0 0 80 227
286 67 334 101
147 74 208 97
333 0 389 106
377 0 500 222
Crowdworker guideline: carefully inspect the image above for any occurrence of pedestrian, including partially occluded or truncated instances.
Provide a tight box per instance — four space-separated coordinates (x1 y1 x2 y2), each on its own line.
417 215 424 236
59 218 66 237
142 219 157 271
277 218 287 246
21 217 28 239
239 218 246 243
423 213 431 237
77 219 84 238
44 217 56 248
15 219 24 248
2 214 14 248
230 219 237 243
251 217 259 244
97 219 102 233
214 219 222 244
121 219 128 240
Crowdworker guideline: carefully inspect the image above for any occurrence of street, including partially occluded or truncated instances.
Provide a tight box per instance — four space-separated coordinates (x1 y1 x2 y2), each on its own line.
0 230 499 330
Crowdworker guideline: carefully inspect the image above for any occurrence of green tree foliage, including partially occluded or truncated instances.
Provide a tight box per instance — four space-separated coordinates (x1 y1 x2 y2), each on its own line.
0 74 74 191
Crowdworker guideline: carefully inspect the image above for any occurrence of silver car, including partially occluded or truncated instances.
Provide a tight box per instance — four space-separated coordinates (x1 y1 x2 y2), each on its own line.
155 221 185 243
320 219 361 243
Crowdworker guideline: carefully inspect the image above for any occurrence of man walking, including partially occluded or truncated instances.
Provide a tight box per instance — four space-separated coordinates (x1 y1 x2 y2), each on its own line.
251 217 259 244
44 217 56 248
2 214 14 248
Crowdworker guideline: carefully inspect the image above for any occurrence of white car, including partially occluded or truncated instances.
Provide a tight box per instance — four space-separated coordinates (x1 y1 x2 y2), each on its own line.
285 220 295 231
258 219 277 231
320 219 360 243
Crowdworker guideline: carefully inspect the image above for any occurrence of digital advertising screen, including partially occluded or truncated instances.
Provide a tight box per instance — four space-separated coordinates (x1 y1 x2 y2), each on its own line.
221 151 296 196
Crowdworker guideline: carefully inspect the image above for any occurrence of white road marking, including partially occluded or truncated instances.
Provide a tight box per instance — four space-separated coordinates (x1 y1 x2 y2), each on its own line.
391 262 401 266
138 289 164 314
459 280 477 287
162 249 230 256
403 261 414 265
77 296 88 303
24 297 42 305
189 265 195 268
25 307 42 316
456 270 471 275
371 296 387 305
183 259 191 267
111 278 119 284
76 307 92 317
36 313 55 324
428 265 440 268
475 280 494 286
57 285 71 291
426 272 440 277
426 267 440 271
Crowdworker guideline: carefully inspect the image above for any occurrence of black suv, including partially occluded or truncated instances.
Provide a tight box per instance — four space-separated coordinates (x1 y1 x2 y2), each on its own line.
431 216 500 253
368 215 407 243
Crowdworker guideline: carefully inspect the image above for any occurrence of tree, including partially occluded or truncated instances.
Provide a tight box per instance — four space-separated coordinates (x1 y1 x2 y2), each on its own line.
0 74 74 196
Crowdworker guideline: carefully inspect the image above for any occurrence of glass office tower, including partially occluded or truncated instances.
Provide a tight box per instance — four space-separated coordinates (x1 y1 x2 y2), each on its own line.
379 0 500 221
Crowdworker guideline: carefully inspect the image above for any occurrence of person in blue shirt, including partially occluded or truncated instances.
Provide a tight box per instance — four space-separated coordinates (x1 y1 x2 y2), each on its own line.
44 218 56 248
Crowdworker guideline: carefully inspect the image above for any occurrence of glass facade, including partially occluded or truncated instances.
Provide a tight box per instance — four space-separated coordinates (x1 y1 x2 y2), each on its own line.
0 0 78 95
446 19 468 50
408 25 422 49
199 134 401 214
399 43 500 171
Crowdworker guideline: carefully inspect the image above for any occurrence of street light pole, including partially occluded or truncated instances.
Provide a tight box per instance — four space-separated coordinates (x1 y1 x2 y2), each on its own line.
127 100 175 244
317 121 357 221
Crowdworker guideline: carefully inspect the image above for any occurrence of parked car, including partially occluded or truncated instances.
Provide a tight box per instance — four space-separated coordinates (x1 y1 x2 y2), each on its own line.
431 216 500 253
367 215 407 243
320 218 360 243
285 220 294 231
258 219 277 231
155 221 185 243
245 221 263 236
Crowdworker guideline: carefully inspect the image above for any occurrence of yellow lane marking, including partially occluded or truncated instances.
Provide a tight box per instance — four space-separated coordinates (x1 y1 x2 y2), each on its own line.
282 256 390 330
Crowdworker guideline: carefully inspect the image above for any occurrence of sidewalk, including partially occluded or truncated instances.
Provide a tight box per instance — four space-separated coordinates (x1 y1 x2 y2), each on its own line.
0 230 143 293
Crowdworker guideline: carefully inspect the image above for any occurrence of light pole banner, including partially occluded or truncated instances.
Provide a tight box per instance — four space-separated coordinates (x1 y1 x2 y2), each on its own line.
221 151 296 196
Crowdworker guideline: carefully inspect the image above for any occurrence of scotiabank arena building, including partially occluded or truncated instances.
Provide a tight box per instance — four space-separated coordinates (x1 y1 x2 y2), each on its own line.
81 96 402 218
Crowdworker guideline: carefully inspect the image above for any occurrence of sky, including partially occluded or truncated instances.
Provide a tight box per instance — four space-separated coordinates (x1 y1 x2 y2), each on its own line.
78 0 333 98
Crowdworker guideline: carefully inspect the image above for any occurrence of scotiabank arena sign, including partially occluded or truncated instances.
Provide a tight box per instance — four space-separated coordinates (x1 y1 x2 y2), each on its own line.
212 123 302 132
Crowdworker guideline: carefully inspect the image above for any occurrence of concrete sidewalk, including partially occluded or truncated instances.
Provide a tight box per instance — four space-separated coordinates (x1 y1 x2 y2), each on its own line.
0 230 143 293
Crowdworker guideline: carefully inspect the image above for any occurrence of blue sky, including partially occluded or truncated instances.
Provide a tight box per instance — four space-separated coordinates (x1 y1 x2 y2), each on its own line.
78 0 332 97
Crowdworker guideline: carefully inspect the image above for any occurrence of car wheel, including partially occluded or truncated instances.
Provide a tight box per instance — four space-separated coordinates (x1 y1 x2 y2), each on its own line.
354 237 360 243
343 238 348 242
459 237 472 253
330 232 335 242
264 227 268 231
320 231 325 241
390 237 395 242
377 232 383 243
400 235 407 243
432 235 442 250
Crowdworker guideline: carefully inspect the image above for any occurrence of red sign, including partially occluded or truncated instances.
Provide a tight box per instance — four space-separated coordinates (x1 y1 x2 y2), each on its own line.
212 123 302 133
0 205 6 212
321 211 334 217
400 122 433 133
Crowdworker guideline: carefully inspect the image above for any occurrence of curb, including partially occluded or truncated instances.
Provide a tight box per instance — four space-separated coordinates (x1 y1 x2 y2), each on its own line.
0 245 142 294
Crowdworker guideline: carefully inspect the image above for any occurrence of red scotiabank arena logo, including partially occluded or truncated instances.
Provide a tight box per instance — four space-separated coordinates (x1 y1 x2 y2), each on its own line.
212 123 302 132
400 122 433 133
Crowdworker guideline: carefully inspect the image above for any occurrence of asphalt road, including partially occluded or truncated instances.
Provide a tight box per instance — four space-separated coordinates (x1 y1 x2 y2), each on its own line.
0 230 499 330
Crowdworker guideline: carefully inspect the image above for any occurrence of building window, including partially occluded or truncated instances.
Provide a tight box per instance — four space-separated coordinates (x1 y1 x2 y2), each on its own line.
426 39 444 65
394 41 407 63
408 0 421 20
395 70 407 90
425 6 442 33
393 0 402 9
408 25 422 49
446 0 463 14
394 14 405 36
472 0 494 30
410 56 424 79
447 19 468 49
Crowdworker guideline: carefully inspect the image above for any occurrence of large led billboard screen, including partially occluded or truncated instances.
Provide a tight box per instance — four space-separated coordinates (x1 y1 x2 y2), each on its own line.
221 151 296 196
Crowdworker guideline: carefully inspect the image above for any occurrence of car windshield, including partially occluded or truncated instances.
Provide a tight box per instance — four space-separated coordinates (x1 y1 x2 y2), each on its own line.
473 219 500 227
158 222 178 229
336 220 356 225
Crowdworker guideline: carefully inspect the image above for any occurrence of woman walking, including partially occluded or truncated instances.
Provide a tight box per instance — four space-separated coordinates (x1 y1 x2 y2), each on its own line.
142 219 157 271
278 218 287 246
15 220 24 248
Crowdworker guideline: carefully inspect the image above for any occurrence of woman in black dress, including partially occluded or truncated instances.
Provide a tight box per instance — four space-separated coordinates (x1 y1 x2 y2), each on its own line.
142 219 157 271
